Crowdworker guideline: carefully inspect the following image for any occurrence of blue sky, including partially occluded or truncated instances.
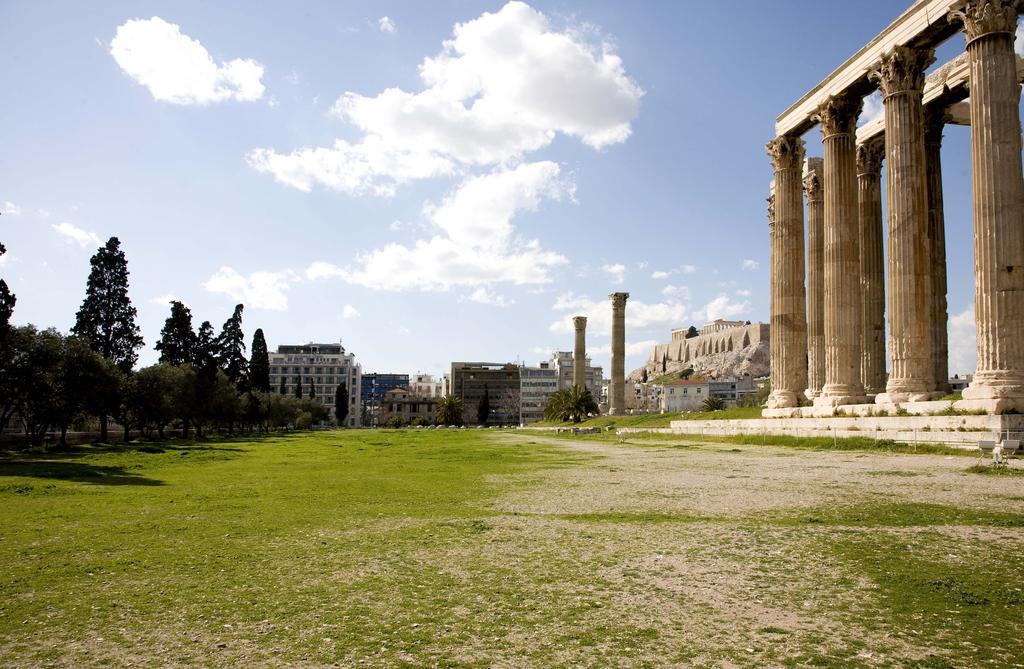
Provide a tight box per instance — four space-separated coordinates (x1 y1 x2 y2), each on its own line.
0 1 1001 378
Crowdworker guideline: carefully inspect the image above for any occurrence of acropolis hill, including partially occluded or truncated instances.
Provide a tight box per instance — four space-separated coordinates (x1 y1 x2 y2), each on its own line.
630 319 769 383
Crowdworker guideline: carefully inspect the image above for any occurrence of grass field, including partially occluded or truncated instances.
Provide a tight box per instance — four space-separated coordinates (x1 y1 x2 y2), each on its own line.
535 405 763 429
1 429 1023 667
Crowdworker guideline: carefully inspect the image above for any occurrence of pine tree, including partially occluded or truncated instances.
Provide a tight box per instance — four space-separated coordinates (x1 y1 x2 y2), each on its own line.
334 383 349 425
0 243 14 331
155 300 195 366
249 328 270 392
217 304 247 387
477 385 490 426
71 237 143 373
294 375 303 398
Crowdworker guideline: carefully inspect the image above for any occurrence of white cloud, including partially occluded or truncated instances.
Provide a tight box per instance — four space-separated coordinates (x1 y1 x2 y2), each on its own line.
378 16 396 34
650 270 669 280
661 284 690 299
2 200 21 216
468 287 513 307
203 267 293 310
680 264 697 274
342 303 361 319
110 17 265 104
591 339 658 356
308 162 570 290
735 288 751 297
700 293 750 322
948 303 977 376
742 259 760 270
549 295 689 336
52 222 103 248
858 91 883 127
151 293 188 307
601 263 626 284
250 1 642 194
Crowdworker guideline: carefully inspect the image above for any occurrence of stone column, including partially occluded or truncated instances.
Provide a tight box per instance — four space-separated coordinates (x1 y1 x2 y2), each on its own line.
951 0 1024 413
608 292 629 415
856 139 886 396
765 136 808 409
925 109 950 393
870 45 937 404
814 92 867 407
572 316 588 390
804 157 825 399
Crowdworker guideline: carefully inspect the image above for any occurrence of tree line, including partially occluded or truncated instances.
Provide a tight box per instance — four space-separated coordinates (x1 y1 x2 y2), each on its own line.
0 237 349 449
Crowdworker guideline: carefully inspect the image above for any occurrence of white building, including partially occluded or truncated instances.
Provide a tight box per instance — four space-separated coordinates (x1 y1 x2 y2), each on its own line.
520 362 559 424
268 342 362 427
409 373 443 398
660 379 711 412
550 351 603 397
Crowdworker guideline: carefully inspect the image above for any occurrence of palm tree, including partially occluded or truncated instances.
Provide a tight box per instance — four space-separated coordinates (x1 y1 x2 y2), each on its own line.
544 386 599 423
702 396 726 412
435 394 464 426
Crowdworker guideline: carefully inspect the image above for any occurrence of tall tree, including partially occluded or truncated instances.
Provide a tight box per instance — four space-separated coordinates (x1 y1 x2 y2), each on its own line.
477 386 490 426
435 395 464 426
71 237 142 442
279 375 286 395
249 328 270 392
193 321 218 377
217 304 248 387
0 243 15 331
155 300 195 366
334 383 349 426
71 237 143 372
308 383 315 400
685 326 699 339
294 375 303 398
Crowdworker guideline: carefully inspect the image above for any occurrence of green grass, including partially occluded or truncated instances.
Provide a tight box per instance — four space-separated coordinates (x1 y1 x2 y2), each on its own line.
534 405 763 429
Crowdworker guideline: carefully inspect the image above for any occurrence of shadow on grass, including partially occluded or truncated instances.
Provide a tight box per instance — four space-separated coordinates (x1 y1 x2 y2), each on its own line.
0 460 164 486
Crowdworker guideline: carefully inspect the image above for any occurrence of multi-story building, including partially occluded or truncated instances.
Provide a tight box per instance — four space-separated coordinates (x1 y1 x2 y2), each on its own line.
377 388 439 426
520 362 559 424
268 342 362 427
709 375 756 405
361 373 410 425
549 351 603 397
660 379 711 412
409 373 443 398
450 362 521 426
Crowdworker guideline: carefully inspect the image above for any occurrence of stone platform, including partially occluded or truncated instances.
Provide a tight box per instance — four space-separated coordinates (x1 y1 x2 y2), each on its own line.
666 412 1024 450
761 399 1018 419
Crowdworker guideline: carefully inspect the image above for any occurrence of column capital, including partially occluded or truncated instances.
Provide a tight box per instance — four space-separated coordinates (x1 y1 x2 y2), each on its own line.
855 139 884 177
950 0 1018 43
816 91 862 138
802 157 824 200
608 292 630 308
572 315 587 330
767 188 776 232
869 45 936 97
766 135 805 172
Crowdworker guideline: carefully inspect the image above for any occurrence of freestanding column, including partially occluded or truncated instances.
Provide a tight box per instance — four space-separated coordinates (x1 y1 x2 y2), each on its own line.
951 0 1024 413
804 157 825 399
814 92 867 407
572 316 588 390
924 109 950 393
856 139 886 396
608 292 629 415
765 136 808 409
871 45 937 404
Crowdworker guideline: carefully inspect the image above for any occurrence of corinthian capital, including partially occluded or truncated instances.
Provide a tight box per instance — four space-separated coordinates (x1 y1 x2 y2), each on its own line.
803 157 824 200
856 140 884 176
609 292 629 309
573 316 587 330
816 91 862 138
869 45 936 97
950 0 1018 42
766 135 805 172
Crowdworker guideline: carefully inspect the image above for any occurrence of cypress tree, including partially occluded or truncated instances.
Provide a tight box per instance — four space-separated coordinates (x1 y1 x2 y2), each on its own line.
294 375 303 398
334 383 349 425
155 300 195 366
279 375 286 395
217 304 247 387
308 383 315 400
71 237 143 373
194 321 218 377
477 385 490 426
0 243 14 331
249 328 270 392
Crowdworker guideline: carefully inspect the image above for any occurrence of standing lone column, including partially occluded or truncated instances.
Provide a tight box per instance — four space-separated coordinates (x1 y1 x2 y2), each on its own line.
925 108 950 393
857 139 886 396
804 157 825 399
572 316 588 390
872 45 937 404
765 136 808 409
815 92 867 407
952 0 1024 413
608 292 629 415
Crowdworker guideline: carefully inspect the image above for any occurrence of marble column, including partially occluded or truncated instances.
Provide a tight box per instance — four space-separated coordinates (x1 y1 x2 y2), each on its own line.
925 109 950 393
871 45 937 404
572 316 588 390
814 92 867 406
608 292 629 415
804 157 825 399
952 0 1024 412
856 139 886 396
766 136 808 409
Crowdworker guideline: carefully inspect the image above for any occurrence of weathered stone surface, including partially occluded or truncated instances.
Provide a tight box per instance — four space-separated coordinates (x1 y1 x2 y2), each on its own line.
856 140 886 396
804 158 825 399
924 109 950 392
572 316 587 390
608 292 629 415
631 323 770 383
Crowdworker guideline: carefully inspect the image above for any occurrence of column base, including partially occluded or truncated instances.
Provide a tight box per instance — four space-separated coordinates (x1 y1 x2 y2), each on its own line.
813 384 867 407
767 390 803 409
874 391 941 404
607 408 623 416
959 373 1024 413
804 388 821 400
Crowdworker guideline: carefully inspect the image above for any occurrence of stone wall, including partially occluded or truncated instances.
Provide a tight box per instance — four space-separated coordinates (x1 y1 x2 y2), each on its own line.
631 323 770 382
